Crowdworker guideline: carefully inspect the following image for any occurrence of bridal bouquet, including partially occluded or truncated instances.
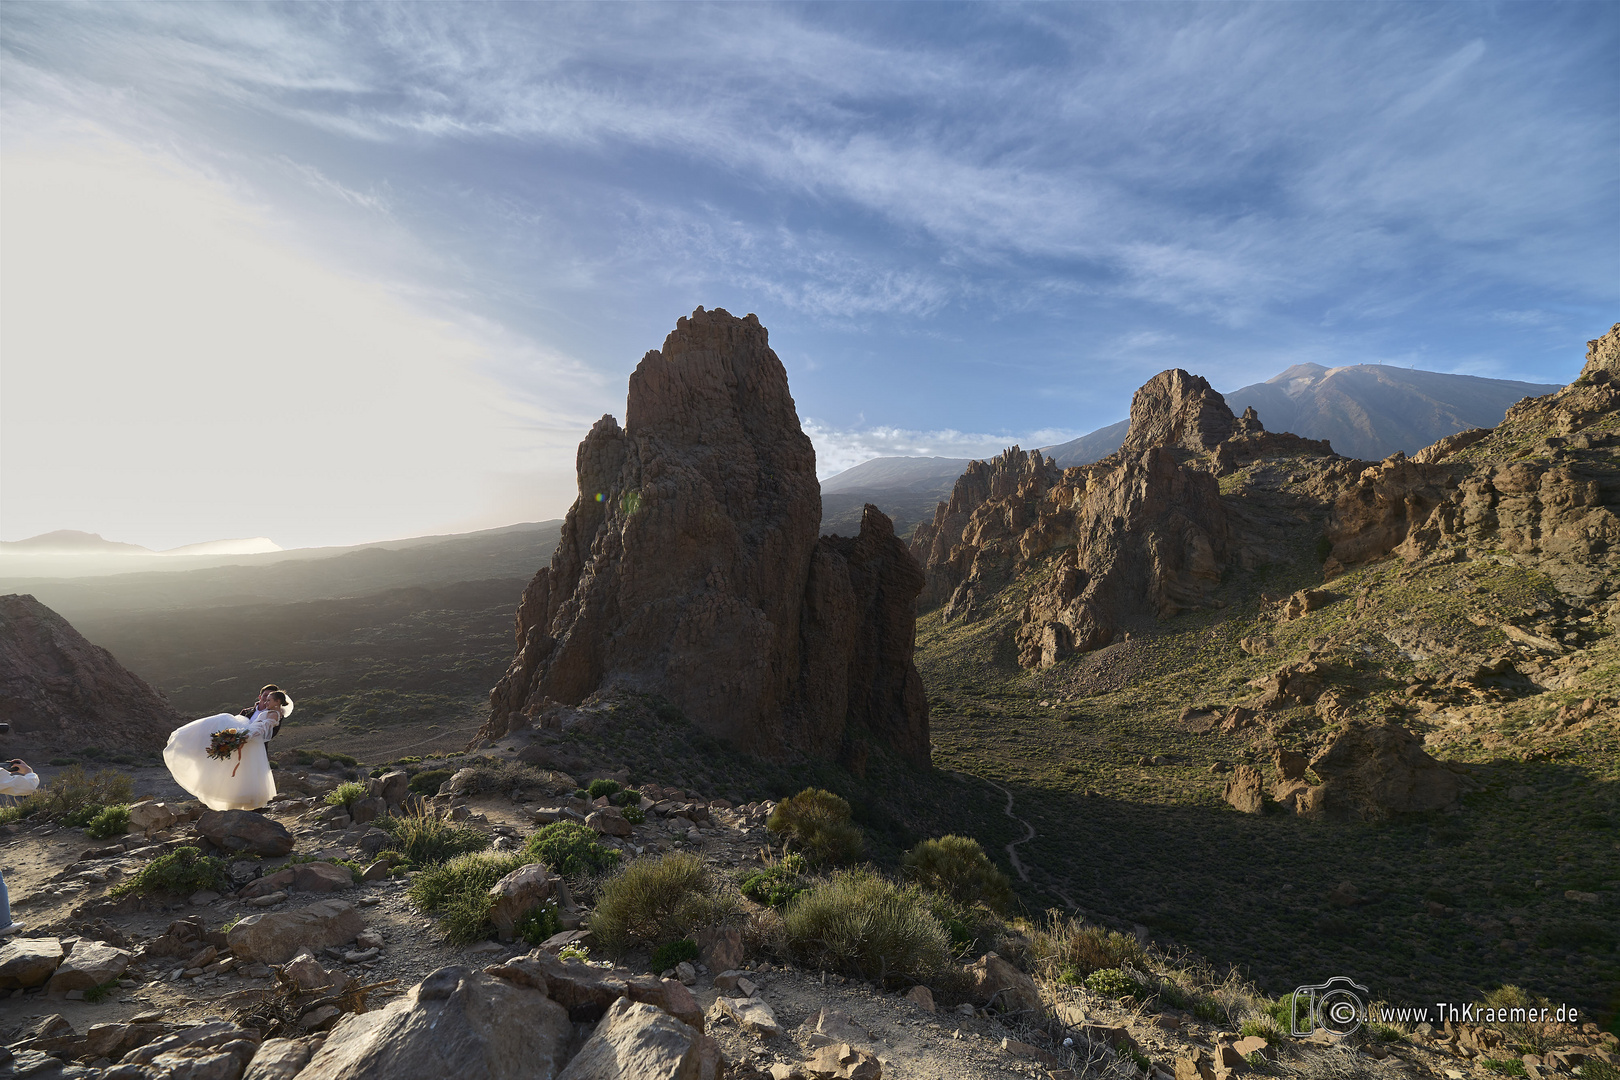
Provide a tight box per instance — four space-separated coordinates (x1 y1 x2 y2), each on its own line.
206 728 251 761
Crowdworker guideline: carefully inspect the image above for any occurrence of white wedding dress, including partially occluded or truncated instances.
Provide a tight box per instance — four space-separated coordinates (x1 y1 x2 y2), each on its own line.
164 698 292 811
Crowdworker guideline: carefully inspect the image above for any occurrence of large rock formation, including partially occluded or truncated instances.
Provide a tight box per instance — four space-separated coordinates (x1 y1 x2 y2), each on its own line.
483 308 928 764
1324 323 1620 597
0 593 177 751
910 369 1336 669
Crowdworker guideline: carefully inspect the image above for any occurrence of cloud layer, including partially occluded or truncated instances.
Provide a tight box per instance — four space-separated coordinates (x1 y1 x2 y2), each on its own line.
2 3 1614 544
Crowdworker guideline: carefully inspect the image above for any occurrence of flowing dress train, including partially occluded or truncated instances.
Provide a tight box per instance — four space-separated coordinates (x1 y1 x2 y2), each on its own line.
164 702 288 811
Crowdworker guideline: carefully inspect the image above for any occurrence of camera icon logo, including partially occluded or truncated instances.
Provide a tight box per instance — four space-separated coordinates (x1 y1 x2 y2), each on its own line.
1291 976 1369 1037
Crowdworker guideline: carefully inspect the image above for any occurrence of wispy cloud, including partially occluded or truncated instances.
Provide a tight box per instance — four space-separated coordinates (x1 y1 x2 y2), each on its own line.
803 419 1085 480
1 2 1613 544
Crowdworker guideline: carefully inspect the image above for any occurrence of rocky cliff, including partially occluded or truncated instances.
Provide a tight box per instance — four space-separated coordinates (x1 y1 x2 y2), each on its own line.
483 308 929 764
910 369 1336 669
1324 323 1620 598
0 593 177 751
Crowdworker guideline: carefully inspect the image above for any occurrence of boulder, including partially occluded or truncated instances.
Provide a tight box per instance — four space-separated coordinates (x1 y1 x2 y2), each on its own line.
46 939 133 992
586 808 633 837
530 953 704 1030
196 810 295 857
557 997 721 1080
480 307 930 765
368 770 410 809
228 900 365 965
240 861 354 897
0 937 64 989
243 1037 315 1080
1273 749 1309 782
79 1021 177 1061
1223 766 1265 814
282 955 335 992
1176 1049 1217 1080
1310 721 1461 816
965 952 1042 1015
291 966 571 1080
1270 780 1326 816
139 918 207 959
904 985 935 1013
487 863 557 942
695 926 743 973
800 1043 882 1079
709 995 782 1037
128 801 180 835
350 797 386 825
112 1020 261 1080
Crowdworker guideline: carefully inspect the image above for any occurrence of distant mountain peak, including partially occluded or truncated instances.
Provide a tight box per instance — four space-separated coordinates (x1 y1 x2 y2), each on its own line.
0 530 152 554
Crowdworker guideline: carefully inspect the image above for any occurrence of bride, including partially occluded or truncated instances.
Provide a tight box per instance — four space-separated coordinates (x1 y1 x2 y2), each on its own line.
164 684 293 811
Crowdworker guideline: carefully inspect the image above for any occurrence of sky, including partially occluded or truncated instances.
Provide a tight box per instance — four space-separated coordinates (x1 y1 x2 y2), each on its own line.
2 3 1615 550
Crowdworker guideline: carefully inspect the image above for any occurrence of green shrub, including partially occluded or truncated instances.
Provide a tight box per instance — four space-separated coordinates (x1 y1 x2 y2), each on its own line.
1483 1059 1528 1077
1240 1015 1284 1042
615 788 642 807
780 869 951 986
1367 1021 1407 1044
651 938 700 972
85 805 130 839
517 901 563 947
82 979 121 1004
622 803 646 825
112 847 230 898
378 805 490 868
407 851 529 943
591 852 737 955
1193 996 1226 1022
409 769 455 796
741 863 808 908
1085 967 1142 1000
902 835 1014 913
0 804 34 826
1580 1062 1620 1080
587 779 622 800
35 765 134 821
61 803 106 829
766 788 864 865
325 782 369 812
1027 914 1145 983
524 821 621 877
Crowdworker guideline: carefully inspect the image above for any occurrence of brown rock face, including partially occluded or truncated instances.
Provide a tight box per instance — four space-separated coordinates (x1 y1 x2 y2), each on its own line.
1325 324 1620 596
484 308 928 764
0 594 177 752
911 368 1336 669
1119 369 1234 456
1309 720 1462 817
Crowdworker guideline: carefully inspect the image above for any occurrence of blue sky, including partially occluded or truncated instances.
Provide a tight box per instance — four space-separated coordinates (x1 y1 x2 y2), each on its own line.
2 3 1615 549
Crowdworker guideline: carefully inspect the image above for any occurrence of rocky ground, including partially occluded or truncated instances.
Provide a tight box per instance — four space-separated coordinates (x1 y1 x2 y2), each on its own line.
3 748 1617 1079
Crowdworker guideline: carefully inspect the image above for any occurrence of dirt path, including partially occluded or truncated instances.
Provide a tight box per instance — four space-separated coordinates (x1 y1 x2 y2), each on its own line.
975 775 1035 883
964 772 1080 912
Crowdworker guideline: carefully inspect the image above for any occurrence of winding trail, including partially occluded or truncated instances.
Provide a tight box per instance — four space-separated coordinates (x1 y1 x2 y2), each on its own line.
977 774 1035 882
956 770 1081 911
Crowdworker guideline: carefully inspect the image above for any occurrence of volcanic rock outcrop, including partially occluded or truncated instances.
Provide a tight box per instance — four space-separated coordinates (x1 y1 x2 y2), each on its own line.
910 369 1337 669
483 308 928 764
1324 323 1620 597
0 593 177 751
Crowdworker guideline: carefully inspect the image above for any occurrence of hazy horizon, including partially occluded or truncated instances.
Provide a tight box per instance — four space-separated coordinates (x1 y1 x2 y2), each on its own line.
3 3 1614 551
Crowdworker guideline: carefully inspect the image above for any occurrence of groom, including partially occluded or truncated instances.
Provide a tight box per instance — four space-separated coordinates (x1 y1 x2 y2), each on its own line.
237 684 289 739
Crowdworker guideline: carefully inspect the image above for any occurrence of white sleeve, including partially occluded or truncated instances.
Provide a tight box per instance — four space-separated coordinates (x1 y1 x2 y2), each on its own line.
0 770 41 797
245 709 278 740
